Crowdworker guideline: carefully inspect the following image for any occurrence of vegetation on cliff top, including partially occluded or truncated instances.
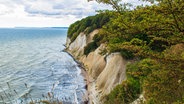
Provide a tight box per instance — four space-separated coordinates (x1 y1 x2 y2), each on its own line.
67 13 111 42
68 0 184 103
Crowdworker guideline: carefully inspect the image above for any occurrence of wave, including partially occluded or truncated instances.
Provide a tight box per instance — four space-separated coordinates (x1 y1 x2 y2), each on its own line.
0 28 87 104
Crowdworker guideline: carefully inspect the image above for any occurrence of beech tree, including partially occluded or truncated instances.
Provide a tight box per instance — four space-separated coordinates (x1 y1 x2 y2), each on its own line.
144 0 184 32
81 0 184 103
95 0 122 11
89 0 132 13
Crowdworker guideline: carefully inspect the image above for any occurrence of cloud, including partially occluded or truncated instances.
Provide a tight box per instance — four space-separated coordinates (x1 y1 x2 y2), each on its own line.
0 0 111 27
24 4 62 16
0 0 109 18
0 0 146 27
7 0 109 18
0 4 14 15
0 0 145 18
23 0 110 18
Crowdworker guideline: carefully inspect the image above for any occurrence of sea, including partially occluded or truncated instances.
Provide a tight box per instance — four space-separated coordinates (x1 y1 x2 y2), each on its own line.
0 27 87 104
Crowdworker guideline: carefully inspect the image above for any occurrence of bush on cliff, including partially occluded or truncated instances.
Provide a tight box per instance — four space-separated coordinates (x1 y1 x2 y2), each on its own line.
84 41 98 55
84 31 107 55
104 76 141 104
67 0 184 103
67 13 111 42
94 0 184 103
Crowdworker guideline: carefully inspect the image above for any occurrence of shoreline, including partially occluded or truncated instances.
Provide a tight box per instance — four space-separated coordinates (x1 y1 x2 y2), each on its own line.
63 49 89 104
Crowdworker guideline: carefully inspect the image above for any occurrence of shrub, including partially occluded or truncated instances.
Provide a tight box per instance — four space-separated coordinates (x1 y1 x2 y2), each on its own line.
120 49 134 59
104 77 140 104
126 58 184 104
67 13 111 42
84 42 98 55
70 32 79 42
143 65 184 104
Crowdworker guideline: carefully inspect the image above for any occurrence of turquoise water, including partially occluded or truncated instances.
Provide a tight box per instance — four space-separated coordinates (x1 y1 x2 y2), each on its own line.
0 28 87 104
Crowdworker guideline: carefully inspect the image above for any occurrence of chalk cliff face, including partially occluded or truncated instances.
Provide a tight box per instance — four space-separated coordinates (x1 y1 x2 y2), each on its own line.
66 30 127 104
80 44 106 79
96 53 127 96
67 30 99 58
67 32 86 58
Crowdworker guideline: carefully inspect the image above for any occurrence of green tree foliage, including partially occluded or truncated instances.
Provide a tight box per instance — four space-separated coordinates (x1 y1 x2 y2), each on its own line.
95 0 122 12
68 0 184 103
67 13 111 42
106 56 184 103
104 77 141 104
95 0 132 13
99 0 184 56
83 31 107 55
144 63 184 103
84 42 98 55
90 0 184 103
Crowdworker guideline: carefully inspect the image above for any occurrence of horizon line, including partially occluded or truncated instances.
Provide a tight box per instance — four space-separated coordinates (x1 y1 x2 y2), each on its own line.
0 26 69 28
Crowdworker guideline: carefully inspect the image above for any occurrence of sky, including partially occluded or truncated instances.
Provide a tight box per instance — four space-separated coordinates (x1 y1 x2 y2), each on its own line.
0 0 144 27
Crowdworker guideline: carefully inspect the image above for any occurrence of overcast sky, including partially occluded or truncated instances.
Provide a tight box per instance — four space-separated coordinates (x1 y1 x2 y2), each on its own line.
0 0 144 27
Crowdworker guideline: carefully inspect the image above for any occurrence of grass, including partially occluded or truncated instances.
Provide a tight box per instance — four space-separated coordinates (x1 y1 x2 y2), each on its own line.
0 82 63 104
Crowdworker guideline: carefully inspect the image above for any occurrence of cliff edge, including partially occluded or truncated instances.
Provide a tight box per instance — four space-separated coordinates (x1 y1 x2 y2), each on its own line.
65 4 184 103
66 29 127 104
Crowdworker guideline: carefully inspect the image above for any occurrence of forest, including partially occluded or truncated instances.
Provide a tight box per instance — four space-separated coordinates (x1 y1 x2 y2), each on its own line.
68 0 184 103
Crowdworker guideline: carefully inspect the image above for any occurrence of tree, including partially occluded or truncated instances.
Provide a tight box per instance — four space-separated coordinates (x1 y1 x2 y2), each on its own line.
142 0 184 32
95 0 121 12
82 0 184 103
89 0 132 13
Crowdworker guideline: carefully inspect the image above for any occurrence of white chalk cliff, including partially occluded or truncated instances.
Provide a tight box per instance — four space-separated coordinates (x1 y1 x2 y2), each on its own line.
66 29 127 104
